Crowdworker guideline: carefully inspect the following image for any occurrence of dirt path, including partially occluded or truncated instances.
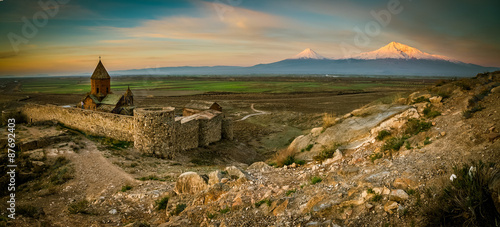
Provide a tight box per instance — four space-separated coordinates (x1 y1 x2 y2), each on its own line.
238 104 269 121
66 139 137 200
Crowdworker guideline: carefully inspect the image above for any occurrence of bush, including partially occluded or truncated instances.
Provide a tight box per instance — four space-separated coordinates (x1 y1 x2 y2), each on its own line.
219 207 231 214
207 212 216 219
155 197 169 210
382 136 408 152
423 137 432 145
313 144 340 162
372 193 383 202
121 185 132 192
283 155 295 166
305 144 314 151
311 176 322 185
275 148 296 167
68 199 90 214
322 113 336 129
376 130 391 141
405 118 432 135
463 105 485 119
412 96 430 104
286 189 296 196
50 166 74 185
17 205 44 218
423 106 441 119
425 161 500 226
369 152 383 162
255 199 272 207
170 204 187 216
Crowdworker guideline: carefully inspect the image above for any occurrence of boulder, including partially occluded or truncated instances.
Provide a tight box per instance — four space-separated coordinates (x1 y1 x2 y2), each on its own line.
224 166 250 180
491 86 500 93
392 178 416 190
310 127 323 137
174 172 209 194
323 149 342 165
429 96 443 104
389 189 409 202
384 201 398 212
208 170 223 186
247 162 273 173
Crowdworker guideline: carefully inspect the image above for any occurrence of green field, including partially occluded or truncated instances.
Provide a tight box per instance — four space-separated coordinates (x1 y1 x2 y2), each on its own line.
17 76 426 94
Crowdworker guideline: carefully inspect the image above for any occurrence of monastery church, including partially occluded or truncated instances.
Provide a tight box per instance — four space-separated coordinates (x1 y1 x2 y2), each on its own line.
81 58 135 115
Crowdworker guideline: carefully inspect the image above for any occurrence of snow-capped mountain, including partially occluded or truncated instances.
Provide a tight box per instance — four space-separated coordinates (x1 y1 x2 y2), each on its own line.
352 41 459 62
289 48 328 60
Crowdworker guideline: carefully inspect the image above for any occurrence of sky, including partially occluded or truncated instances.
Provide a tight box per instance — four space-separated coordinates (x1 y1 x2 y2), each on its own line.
0 0 499 76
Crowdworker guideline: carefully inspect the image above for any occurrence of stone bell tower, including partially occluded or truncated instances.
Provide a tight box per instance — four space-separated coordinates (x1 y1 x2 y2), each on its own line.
90 57 111 96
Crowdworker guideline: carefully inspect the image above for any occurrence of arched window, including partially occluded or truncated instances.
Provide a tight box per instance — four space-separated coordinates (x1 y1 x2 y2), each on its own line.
97 88 99 93
106 87 109 93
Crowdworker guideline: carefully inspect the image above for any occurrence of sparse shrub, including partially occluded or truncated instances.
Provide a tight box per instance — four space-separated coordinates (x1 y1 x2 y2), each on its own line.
68 199 90 214
369 152 383 162
305 144 314 151
17 205 44 218
311 176 322 185
322 113 336 129
121 185 132 192
455 79 473 90
423 137 432 145
131 222 150 227
435 79 448 87
424 161 500 226
275 148 296 167
286 189 296 196
170 204 186 216
405 141 412 150
382 136 408 152
367 188 375 194
207 212 216 219
219 207 231 214
155 196 169 210
407 188 415 195
283 155 295 166
372 193 382 202
255 199 272 207
313 144 340 162
138 175 162 181
423 106 441 118
376 130 391 141
50 166 74 185
463 105 485 119
412 96 430 104
405 118 432 135
294 159 306 165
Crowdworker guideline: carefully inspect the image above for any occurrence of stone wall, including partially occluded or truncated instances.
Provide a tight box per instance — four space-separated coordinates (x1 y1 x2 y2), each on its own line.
22 104 134 141
133 107 176 158
198 110 222 146
21 104 232 158
175 117 199 152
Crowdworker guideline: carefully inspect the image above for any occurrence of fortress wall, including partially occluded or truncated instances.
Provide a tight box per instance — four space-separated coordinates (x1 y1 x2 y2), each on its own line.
221 118 234 140
22 104 134 141
198 112 222 146
175 118 199 151
134 107 176 158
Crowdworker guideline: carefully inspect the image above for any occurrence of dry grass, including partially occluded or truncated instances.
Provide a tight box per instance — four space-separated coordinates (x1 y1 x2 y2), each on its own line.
274 147 296 167
322 112 337 129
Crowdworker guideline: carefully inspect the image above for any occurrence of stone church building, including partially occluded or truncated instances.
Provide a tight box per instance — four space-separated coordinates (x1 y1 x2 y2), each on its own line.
81 59 135 115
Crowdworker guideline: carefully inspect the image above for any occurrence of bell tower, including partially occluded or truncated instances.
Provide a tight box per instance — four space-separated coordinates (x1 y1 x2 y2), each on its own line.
90 56 111 96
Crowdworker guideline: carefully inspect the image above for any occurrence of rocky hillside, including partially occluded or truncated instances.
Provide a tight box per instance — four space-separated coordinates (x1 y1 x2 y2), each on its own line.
160 72 500 226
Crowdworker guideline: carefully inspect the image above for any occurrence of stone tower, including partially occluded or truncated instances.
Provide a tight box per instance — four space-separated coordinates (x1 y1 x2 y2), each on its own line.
90 58 111 96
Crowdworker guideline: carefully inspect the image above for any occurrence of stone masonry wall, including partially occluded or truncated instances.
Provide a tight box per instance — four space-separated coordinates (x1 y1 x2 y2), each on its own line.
134 107 176 158
22 104 134 141
174 118 199 151
198 111 222 146
22 104 231 157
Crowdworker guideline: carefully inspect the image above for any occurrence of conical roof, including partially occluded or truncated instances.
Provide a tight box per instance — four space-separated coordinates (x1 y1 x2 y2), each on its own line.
125 86 133 96
91 60 111 80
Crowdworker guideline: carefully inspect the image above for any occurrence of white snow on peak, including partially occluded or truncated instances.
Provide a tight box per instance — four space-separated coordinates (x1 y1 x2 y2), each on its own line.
289 48 328 60
352 42 456 61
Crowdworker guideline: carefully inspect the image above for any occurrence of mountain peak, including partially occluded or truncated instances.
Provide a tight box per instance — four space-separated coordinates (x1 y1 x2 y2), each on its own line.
289 48 327 60
353 42 456 61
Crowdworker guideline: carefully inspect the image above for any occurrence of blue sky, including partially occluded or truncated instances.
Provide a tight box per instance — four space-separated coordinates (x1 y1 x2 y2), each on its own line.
1 0 499 76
